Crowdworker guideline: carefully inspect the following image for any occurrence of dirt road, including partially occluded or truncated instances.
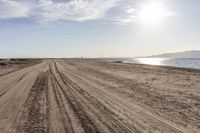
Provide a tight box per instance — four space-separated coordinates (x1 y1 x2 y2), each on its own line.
0 59 199 133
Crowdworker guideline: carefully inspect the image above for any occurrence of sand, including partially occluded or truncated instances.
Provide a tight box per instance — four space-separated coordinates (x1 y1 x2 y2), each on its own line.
0 59 199 133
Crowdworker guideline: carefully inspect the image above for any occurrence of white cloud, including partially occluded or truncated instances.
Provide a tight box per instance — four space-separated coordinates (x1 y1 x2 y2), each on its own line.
0 0 119 23
37 0 118 22
109 6 136 25
0 0 176 25
0 0 31 19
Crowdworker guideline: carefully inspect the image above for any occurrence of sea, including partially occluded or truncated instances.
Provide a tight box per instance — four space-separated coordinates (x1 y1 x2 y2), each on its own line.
121 58 200 69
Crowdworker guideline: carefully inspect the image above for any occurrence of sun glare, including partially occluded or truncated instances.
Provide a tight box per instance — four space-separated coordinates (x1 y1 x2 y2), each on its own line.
138 1 173 25
136 58 165 65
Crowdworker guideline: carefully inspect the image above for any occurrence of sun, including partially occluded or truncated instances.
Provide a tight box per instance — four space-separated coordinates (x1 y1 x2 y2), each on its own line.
137 1 174 25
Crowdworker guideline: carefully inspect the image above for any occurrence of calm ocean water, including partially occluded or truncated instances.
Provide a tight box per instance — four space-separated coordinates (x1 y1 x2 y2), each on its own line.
122 58 200 69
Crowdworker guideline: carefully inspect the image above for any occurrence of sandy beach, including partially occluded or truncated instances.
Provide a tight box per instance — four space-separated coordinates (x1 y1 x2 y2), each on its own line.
0 59 199 133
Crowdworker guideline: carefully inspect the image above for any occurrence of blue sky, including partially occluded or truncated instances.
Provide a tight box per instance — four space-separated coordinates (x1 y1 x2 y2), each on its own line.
0 0 200 58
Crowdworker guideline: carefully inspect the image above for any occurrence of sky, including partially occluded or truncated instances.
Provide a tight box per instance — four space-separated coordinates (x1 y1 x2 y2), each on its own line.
0 0 200 58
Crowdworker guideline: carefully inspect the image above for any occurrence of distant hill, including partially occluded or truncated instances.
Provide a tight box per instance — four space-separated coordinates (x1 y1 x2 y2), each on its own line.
147 50 200 58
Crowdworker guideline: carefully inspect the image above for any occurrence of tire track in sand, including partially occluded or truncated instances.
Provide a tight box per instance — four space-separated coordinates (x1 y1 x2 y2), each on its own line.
51 62 100 133
16 71 48 133
55 61 184 133
54 63 139 133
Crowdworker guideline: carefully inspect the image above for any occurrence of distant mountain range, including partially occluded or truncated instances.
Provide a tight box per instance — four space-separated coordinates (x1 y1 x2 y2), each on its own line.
147 50 200 58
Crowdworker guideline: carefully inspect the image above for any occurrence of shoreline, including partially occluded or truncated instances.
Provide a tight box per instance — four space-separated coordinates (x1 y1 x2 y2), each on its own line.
109 59 200 71
121 62 200 71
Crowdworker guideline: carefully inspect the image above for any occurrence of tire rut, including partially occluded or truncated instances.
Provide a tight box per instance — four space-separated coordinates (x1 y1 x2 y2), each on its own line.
52 62 100 133
17 71 48 133
0 63 46 98
50 72 74 133
59 70 138 133
56 61 184 133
